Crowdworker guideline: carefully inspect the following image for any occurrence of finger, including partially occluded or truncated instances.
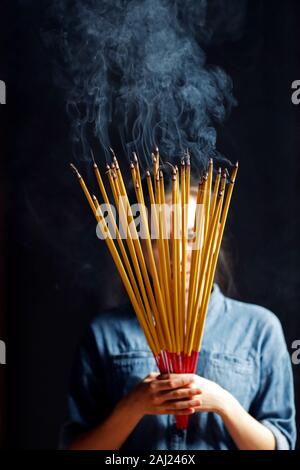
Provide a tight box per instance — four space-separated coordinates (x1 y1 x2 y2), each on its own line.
160 388 202 402
151 375 195 391
157 373 195 381
144 372 160 382
166 408 195 415
165 398 201 411
158 373 170 380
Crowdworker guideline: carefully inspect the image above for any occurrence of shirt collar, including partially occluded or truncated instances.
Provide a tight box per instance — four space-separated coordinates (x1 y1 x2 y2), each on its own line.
206 283 225 318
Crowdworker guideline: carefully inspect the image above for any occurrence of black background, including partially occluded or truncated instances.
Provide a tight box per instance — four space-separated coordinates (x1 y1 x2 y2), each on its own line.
0 0 300 449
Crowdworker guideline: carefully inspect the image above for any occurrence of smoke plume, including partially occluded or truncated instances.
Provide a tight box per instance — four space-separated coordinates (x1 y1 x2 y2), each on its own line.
46 0 246 169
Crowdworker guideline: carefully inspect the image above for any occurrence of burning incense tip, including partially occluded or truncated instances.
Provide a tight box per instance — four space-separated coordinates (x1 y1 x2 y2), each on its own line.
109 147 117 160
146 170 151 177
186 156 191 166
70 163 81 178
90 149 96 166
165 161 176 174
92 195 101 210
230 162 239 183
92 194 99 205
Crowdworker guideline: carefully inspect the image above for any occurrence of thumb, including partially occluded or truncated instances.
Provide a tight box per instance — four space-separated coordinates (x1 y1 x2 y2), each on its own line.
144 372 160 382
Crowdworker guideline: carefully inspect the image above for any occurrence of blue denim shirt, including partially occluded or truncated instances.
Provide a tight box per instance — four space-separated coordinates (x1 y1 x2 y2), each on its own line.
62 284 296 450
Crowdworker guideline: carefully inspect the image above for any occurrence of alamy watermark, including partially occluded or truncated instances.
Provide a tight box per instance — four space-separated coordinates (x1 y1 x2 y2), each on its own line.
0 80 6 104
0 340 5 365
291 340 300 365
0 79 6 363
94 200 205 250
291 80 300 105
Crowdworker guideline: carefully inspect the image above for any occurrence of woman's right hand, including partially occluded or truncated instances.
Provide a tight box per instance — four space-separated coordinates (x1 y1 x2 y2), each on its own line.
122 372 202 419
69 373 201 450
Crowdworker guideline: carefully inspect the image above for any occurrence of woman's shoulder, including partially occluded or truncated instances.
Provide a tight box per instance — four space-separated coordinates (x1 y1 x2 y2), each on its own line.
223 294 286 351
225 295 279 323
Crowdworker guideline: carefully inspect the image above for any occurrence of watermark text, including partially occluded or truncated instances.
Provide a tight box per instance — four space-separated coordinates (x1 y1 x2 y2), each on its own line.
0 80 6 104
0 340 6 365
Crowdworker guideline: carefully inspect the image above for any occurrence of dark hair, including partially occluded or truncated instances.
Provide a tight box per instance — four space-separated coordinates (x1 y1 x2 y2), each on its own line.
127 159 236 298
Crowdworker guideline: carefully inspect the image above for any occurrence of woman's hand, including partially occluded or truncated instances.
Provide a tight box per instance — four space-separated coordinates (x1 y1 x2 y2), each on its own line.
148 374 276 450
70 372 276 450
123 372 202 420
178 373 230 416
152 373 230 416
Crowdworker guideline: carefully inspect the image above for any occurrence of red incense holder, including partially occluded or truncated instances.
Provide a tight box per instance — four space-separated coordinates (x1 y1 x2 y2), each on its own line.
156 350 199 430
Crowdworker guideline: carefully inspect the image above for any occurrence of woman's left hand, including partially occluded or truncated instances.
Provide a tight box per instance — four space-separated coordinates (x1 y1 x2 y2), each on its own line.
189 374 231 415
157 373 231 416
155 373 276 450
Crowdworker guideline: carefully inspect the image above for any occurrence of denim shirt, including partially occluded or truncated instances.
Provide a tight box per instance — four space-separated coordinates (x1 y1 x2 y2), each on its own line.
61 284 296 450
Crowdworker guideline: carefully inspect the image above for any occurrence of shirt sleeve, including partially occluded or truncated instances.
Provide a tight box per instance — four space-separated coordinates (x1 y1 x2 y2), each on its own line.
249 313 296 450
59 325 109 449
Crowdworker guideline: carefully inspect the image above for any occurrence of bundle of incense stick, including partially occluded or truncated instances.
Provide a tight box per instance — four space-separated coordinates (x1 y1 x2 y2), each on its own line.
70 150 238 429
